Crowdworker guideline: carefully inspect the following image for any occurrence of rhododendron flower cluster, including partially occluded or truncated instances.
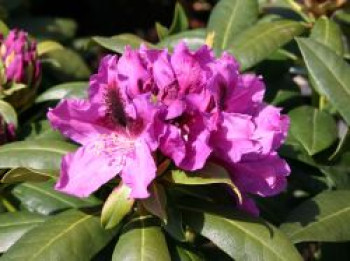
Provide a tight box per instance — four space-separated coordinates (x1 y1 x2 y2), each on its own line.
48 43 290 214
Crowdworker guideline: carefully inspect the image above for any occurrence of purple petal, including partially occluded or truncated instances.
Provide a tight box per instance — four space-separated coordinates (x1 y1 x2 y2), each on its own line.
231 153 290 197
238 196 260 216
225 74 265 114
117 46 152 98
121 139 156 198
89 55 118 105
171 42 206 95
47 99 110 144
55 142 123 197
211 112 256 163
179 113 212 170
254 105 290 153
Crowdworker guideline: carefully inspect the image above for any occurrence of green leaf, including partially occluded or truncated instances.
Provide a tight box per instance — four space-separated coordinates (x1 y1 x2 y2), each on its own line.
1 209 116 261
36 82 88 103
37 40 64 56
92 34 155 53
280 191 350 243
310 16 344 56
170 162 242 203
185 211 302 261
157 29 206 51
0 100 17 127
0 20 9 36
289 106 337 156
170 245 204 261
1 167 58 183
164 201 185 241
296 38 350 125
9 17 77 42
208 0 259 50
112 216 171 261
230 20 305 70
44 48 91 81
0 212 47 253
12 180 101 215
156 2 188 40
142 183 167 222
22 120 65 141
156 22 170 40
0 140 77 170
168 2 189 35
101 183 134 229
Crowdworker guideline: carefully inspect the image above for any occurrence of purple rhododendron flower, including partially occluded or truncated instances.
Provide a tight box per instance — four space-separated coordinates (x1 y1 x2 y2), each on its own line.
48 42 290 215
0 29 41 86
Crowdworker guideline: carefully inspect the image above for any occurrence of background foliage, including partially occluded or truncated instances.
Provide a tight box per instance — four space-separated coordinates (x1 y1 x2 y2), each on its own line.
0 0 350 260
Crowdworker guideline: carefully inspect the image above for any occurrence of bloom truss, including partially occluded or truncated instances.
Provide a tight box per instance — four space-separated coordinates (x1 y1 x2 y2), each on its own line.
48 43 290 215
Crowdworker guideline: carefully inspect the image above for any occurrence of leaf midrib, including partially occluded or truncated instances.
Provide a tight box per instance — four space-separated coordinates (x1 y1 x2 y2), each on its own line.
19 183 79 207
300 40 350 101
233 22 300 51
211 216 296 261
0 145 72 155
27 214 92 261
286 204 350 242
221 0 240 49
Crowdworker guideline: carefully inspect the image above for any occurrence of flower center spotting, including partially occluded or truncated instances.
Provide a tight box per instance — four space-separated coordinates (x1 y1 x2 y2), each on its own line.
105 82 128 127
92 133 135 167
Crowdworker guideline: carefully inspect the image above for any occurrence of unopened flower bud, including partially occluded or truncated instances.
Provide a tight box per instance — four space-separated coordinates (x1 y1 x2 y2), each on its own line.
0 29 41 110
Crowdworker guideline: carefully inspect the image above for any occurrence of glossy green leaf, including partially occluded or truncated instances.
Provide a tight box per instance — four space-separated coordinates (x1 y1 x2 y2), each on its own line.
93 34 155 53
297 38 350 125
170 162 242 203
185 211 302 261
208 0 259 50
289 106 337 156
280 191 350 243
0 100 17 127
37 40 64 56
187 210 302 260
1 168 58 183
310 16 344 56
44 48 91 81
0 140 77 170
0 212 47 253
230 20 305 70
1 209 116 261
112 216 171 261
9 17 77 41
12 180 101 215
36 82 88 102
157 29 206 51
101 183 134 229
279 132 318 167
142 183 167 222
